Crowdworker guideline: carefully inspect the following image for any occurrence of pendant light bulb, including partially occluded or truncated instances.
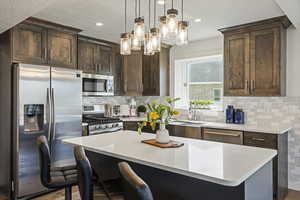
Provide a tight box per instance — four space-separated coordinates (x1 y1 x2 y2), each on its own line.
177 21 188 45
120 33 131 55
134 17 145 41
159 16 168 39
150 28 161 52
144 32 154 55
167 8 178 39
131 31 142 50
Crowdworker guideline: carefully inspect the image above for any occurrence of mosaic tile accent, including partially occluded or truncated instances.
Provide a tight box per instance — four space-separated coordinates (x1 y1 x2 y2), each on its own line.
83 96 300 191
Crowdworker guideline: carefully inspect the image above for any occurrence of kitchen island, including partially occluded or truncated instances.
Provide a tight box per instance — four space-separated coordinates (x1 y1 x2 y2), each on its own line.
63 131 277 200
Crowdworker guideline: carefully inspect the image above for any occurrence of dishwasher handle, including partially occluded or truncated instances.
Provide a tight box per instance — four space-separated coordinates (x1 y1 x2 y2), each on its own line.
204 130 242 137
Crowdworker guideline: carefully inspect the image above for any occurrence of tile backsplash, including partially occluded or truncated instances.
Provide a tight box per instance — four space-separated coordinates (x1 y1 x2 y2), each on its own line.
83 96 300 191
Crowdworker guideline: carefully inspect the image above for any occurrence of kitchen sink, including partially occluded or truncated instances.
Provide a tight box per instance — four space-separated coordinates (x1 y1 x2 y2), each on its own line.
171 120 205 126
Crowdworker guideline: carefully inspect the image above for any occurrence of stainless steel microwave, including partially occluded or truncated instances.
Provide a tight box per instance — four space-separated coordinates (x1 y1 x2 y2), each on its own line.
82 74 114 96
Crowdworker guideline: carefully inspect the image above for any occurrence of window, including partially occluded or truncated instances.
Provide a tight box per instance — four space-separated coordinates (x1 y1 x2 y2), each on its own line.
173 55 223 109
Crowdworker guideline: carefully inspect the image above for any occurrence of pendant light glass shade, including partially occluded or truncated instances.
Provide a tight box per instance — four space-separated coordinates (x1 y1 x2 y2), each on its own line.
134 17 145 41
159 16 168 39
144 32 154 55
131 31 141 50
150 28 161 52
177 21 188 45
167 8 178 38
120 33 131 55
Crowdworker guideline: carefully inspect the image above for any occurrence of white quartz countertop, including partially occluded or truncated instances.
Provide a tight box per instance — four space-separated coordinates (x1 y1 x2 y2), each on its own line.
63 131 277 187
120 117 291 134
169 120 291 135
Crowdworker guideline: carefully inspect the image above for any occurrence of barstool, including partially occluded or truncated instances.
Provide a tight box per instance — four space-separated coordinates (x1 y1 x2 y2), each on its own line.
118 162 154 200
74 146 94 200
37 136 78 200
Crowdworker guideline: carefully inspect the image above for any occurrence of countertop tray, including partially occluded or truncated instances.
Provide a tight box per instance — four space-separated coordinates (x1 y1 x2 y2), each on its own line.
142 139 184 148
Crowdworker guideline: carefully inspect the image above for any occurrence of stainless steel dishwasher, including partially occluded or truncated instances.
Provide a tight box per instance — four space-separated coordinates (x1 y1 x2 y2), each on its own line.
203 128 243 145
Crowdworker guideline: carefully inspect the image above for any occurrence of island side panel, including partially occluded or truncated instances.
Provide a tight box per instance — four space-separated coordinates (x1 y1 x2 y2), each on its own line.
245 161 273 200
86 151 246 200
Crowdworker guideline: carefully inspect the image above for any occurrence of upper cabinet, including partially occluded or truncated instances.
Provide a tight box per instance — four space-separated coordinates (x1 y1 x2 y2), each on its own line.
47 29 77 68
78 36 113 75
122 46 170 96
12 23 47 64
12 18 80 68
220 16 291 96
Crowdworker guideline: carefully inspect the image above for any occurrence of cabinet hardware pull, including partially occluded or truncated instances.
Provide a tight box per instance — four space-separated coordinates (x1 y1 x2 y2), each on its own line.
251 137 265 142
251 80 255 92
245 80 249 93
204 131 242 137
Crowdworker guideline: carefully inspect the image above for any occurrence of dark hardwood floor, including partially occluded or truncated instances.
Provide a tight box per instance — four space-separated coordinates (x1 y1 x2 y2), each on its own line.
0 189 299 199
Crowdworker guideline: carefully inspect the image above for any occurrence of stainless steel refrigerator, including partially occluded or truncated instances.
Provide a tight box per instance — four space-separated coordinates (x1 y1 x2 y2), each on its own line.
12 63 82 199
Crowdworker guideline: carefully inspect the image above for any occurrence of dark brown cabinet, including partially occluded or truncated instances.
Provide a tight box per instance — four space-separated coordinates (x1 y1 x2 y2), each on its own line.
243 131 288 200
12 23 47 64
12 18 80 68
78 37 113 75
47 29 77 69
123 51 143 96
112 46 124 96
122 46 170 96
220 16 290 96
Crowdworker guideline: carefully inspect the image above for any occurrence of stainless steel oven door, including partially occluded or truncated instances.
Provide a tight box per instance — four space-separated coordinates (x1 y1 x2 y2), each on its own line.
82 74 114 96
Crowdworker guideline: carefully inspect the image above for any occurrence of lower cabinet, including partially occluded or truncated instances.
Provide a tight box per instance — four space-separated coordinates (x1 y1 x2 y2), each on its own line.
123 121 156 133
167 125 201 140
243 131 288 200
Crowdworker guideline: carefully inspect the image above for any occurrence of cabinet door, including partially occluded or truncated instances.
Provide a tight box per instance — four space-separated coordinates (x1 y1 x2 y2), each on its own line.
143 53 160 96
100 46 113 75
12 23 47 64
224 33 250 96
47 30 77 68
250 28 281 96
78 40 96 73
113 52 124 96
123 51 143 96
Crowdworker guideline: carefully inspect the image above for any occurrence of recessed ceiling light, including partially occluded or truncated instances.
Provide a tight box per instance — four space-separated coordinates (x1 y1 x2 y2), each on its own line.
96 22 104 26
157 0 165 5
194 18 202 23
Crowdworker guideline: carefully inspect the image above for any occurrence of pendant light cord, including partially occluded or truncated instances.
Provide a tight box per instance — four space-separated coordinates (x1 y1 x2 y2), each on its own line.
154 0 156 27
164 0 166 15
125 0 127 32
181 0 183 21
139 0 141 17
149 0 151 30
172 0 174 9
135 0 137 18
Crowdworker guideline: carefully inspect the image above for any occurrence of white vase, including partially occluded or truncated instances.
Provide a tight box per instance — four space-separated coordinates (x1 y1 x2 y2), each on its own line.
156 123 170 144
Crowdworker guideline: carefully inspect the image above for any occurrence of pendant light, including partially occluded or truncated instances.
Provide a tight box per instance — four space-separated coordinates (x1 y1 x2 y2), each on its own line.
120 0 131 55
144 0 154 55
134 0 145 41
166 0 178 39
159 0 168 39
131 0 142 50
177 0 188 45
150 0 161 52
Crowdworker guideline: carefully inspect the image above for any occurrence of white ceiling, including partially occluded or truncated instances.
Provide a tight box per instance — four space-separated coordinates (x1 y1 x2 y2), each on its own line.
0 0 59 33
1 0 286 43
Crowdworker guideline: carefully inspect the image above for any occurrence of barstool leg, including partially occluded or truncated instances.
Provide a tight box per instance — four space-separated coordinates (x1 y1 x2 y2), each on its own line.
65 186 72 200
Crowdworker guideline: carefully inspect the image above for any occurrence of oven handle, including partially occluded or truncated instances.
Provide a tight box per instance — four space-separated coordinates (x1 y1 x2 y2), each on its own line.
89 127 123 135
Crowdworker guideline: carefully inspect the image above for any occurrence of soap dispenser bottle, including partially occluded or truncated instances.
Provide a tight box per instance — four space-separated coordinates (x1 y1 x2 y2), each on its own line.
226 105 234 123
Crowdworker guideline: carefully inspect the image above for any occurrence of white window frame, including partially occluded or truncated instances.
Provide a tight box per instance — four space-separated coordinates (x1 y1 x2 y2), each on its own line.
173 55 223 110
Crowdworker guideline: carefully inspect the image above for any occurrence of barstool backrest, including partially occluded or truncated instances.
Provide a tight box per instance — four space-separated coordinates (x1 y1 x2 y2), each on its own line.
74 146 93 200
118 162 154 200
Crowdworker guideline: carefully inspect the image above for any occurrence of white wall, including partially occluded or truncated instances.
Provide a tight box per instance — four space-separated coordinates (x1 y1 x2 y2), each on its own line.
286 23 300 96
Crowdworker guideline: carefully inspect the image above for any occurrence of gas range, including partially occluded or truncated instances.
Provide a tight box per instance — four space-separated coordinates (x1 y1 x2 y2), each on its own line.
83 114 123 135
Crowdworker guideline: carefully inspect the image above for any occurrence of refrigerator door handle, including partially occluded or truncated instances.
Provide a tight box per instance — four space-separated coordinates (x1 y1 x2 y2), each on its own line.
47 88 52 141
51 88 56 141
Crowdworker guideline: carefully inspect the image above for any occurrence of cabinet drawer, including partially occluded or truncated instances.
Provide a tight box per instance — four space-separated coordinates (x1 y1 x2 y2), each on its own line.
203 128 243 145
243 132 277 149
